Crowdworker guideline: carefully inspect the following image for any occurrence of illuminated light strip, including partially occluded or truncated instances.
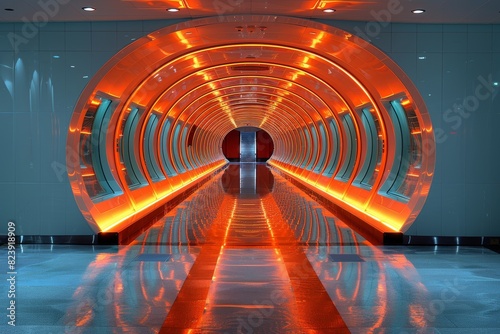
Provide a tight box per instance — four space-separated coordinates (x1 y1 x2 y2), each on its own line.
101 161 227 232
311 31 325 48
260 200 276 241
165 84 306 134
137 42 359 119
302 56 311 69
159 74 326 121
223 200 238 247
314 0 339 10
154 76 350 172
220 44 383 127
159 76 337 149
175 31 192 48
137 60 346 150
269 161 399 232
211 199 237 282
190 92 309 125
104 40 398 185
79 37 427 233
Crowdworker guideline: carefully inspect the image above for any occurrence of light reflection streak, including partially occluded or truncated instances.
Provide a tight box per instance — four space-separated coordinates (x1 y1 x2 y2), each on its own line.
270 171 430 331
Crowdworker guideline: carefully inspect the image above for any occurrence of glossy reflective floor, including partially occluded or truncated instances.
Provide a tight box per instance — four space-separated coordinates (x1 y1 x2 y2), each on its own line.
2 163 500 333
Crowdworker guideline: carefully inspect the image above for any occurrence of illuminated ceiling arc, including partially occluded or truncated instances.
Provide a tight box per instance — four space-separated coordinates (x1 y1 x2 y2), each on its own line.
67 15 435 236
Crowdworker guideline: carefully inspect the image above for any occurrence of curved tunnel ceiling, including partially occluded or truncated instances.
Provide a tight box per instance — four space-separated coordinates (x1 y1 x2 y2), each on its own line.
67 16 435 235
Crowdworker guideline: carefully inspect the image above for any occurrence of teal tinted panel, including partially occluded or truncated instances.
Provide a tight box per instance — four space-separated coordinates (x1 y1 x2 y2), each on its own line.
381 97 422 201
354 107 383 189
160 118 177 176
300 127 311 168
144 114 165 181
119 107 147 188
79 97 122 200
336 113 357 181
306 124 318 171
323 118 341 177
181 126 193 170
314 122 328 173
172 123 185 173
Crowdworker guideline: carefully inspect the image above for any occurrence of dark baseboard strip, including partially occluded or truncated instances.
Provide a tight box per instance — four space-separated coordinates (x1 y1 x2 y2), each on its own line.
486 246 500 254
404 235 500 247
0 234 98 245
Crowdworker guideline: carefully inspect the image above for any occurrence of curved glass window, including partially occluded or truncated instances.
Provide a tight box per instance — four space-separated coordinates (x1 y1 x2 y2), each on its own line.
172 123 186 173
354 106 383 189
181 126 193 170
322 118 341 177
381 96 422 201
336 113 357 181
300 127 312 168
306 124 319 171
118 107 147 188
291 129 303 166
143 113 165 181
160 118 177 176
187 146 197 168
79 96 122 199
187 125 199 167
313 122 328 173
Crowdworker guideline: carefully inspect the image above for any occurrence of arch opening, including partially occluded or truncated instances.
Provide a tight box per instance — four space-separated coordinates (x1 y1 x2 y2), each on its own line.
67 16 435 237
222 127 274 163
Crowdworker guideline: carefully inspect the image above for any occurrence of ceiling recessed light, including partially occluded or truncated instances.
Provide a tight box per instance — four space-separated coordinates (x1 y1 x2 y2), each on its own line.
418 56 426 60
52 55 60 59
167 8 180 12
323 8 335 13
82 6 96 12
412 9 426 14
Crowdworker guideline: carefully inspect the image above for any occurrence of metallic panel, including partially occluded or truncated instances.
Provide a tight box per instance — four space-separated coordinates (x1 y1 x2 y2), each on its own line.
67 15 435 234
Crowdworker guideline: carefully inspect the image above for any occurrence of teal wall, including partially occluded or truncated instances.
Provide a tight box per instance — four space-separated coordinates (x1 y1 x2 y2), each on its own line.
1 18 499 236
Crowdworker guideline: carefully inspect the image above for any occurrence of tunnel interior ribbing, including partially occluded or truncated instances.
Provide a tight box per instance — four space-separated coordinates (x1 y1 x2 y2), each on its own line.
67 16 435 235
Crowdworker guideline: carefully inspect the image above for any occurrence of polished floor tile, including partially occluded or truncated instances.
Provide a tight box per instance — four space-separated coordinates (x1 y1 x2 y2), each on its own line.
1 163 499 333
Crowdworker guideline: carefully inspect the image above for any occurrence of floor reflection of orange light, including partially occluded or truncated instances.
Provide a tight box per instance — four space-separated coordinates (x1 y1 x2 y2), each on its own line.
74 309 93 327
100 161 226 232
270 162 402 232
409 304 427 328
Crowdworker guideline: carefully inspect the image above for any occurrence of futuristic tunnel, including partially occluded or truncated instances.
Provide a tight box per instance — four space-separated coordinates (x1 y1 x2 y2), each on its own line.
67 16 435 243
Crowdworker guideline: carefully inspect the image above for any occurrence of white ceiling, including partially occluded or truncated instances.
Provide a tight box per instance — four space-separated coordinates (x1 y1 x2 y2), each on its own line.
0 0 499 24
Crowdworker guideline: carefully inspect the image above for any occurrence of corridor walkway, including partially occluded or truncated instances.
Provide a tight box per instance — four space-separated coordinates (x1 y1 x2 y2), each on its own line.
2 163 500 333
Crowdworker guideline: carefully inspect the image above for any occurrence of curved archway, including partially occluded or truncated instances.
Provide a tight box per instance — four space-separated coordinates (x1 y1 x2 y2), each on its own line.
221 127 274 162
67 16 435 236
